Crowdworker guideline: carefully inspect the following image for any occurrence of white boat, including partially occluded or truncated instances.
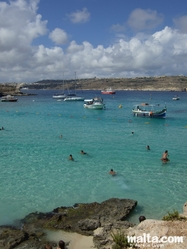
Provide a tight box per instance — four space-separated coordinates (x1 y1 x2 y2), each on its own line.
84 97 105 110
1 95 18 102
64 93 84 101
52 93 66 99
172 96 180 100
132 103 167 118
64 72 84 101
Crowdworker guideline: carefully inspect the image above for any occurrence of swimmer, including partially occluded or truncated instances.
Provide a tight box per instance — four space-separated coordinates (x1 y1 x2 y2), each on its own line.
146 145 150 150
59 134 63 138
161 150 170 162
109 169 116 176
69 154 74 161
80 150 87 155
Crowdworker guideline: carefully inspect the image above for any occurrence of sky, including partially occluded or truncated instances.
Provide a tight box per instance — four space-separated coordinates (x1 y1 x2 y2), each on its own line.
0 0 187 83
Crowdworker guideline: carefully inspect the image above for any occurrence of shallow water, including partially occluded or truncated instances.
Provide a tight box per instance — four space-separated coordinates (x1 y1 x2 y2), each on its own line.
0 89 187 225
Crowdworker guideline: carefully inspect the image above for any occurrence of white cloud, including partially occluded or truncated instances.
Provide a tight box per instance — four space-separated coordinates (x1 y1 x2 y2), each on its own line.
110 23 126 33
0 1 187 82
49 28 68 45
68 8 90 24
128 8 164 31
173 15 187 33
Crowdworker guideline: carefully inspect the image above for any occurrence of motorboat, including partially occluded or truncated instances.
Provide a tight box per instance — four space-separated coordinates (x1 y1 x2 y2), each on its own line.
84 97 105 110
132 103 167 118
64 93 84 101
172 96 180 100
52 93 66 99
1 95 18 102
101 87 116 94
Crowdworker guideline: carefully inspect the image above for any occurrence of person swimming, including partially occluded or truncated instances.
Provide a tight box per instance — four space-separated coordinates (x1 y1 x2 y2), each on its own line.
161 150 169 162
69 154 74 161
80 150 87 155
146 145 150 150
109 169 116 176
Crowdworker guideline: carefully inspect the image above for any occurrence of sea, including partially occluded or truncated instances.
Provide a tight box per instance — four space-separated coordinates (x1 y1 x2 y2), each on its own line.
0 89 187 226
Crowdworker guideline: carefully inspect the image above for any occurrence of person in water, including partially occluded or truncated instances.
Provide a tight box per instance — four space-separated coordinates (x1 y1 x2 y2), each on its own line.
146 145 150 150
80 150 87 155
69 154 74 161
161 150 169 162
109 169 116 176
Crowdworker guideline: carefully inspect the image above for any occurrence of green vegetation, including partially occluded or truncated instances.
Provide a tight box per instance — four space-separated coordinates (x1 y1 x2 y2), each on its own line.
162 210 187 221
111 230 136 249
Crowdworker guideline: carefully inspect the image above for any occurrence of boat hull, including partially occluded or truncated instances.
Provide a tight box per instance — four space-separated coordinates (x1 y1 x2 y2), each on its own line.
52 94 66 99
64 96 84 101
84 103 105 110
1 95 18 102
132 109 167 118
1 99 18 102
101 91 116 94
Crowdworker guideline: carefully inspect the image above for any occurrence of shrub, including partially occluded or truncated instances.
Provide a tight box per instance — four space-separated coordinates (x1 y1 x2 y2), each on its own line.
162 210 187 221
111 230 136 249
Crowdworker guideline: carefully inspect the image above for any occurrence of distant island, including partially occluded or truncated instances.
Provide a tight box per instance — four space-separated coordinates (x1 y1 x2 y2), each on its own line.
0 75 187 95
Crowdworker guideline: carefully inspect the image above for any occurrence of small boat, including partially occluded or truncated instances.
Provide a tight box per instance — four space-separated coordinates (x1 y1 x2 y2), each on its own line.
64 72 84 101
1 95 18 102
101 87 116 94
132 103 167 118
84 97 105 110
52 93 66 99
64 93 84 101
172 96 180 100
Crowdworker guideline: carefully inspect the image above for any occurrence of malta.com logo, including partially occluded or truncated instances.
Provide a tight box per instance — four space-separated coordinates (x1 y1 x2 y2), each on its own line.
127 233 183 247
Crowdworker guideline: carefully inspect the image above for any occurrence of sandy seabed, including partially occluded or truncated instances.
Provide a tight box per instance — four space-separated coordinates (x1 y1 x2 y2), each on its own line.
45 229 95 249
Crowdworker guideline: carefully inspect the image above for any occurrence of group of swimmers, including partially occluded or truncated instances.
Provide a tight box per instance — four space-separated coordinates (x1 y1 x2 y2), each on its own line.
68 150 87 161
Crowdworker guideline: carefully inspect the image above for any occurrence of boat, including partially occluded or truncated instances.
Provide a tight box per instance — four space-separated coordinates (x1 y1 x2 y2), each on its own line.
84 97 105 110
1 95 18 102
64 93 84 101
172 96 180 100
132 103 167 118
101 87 116 94
64 72 84 101
52 93 66 99
52 74 67 99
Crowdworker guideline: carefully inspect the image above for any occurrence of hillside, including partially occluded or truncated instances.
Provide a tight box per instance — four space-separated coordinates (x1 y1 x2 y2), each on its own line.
24 76 187 91
0 76 187 94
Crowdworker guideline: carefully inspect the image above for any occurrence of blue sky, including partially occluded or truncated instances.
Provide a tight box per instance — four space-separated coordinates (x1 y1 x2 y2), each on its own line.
0 0 187 82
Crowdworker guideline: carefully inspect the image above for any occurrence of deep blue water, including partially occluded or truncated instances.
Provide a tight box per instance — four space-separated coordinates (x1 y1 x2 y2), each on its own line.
0 89 187 225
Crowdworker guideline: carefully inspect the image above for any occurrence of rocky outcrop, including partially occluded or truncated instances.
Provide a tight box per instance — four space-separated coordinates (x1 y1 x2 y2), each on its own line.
0 198 137 249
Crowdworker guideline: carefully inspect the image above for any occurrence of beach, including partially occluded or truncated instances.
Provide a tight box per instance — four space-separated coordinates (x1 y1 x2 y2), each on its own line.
45 230 94 249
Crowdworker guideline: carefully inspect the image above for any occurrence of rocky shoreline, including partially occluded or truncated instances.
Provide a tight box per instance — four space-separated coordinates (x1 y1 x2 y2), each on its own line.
1 199 187 249
0 198 137 249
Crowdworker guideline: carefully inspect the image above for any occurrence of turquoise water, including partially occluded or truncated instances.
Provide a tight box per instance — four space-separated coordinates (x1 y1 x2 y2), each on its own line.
0 90 187 225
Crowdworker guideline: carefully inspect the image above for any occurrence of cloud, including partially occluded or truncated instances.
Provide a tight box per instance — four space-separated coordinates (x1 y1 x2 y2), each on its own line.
68 8 90 24
0 1 187 82
173 15 187 33
110 23 126 33
49 28 68 45
0 0 47 51
128 8 164 31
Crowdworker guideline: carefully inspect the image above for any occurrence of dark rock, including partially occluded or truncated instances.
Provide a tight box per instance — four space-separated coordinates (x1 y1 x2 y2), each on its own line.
0 198 137 248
